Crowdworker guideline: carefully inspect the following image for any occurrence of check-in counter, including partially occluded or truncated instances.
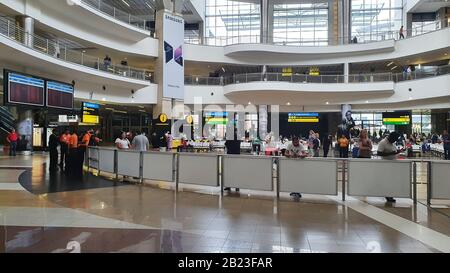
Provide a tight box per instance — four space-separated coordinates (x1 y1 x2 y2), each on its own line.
348 159 412 198
222 155 273 191
178 153 219 187
142 151 175 182
430 160 450 200
279 158 338 196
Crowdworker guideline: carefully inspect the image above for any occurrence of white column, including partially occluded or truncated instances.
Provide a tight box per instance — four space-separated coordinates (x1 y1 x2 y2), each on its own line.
260 0 269 43
344 62 349 83
16 16 34 47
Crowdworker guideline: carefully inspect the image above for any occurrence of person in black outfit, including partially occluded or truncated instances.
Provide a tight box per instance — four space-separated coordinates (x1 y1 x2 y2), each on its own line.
48 129 59 172
59 129 70 170
323 134 332 158
224 131 241 192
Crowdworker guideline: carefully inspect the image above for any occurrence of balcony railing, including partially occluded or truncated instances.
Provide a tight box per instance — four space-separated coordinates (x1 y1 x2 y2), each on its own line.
186 19 449 47
185 67 450 86
0 16 152 82
81 0 150 31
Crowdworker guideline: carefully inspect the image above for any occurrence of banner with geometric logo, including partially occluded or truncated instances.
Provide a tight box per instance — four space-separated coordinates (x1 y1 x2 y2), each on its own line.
163 12 184 100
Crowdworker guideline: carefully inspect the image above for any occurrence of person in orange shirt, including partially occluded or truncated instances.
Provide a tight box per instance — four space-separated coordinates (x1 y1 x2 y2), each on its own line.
59 129 70 170
338 135 349 158
67 129 79 176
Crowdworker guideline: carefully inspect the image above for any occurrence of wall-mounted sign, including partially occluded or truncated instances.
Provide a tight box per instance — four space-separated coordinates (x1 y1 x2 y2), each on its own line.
288 112 320 123
46 81 74 110
309 67 320 76
160 114 168 123
205 112 228 125
382 112 411 125
82 102 100 124
282 67 293 77
4 71 45 107
186 115 193 124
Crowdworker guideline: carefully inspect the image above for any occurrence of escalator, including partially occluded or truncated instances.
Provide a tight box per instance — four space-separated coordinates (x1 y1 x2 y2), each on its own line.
0 106 15 135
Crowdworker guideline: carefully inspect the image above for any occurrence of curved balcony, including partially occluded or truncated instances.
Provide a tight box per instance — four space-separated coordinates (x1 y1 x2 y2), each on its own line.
0 16 152 82
79 0 150 32
186 19 448 47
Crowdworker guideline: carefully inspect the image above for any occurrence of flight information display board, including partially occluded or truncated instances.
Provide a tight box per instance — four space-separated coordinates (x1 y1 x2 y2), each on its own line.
205 112 229 125
46 81 74 110
288 112 320 123
382 112 411 125
82 102 100 124
4 71 45 107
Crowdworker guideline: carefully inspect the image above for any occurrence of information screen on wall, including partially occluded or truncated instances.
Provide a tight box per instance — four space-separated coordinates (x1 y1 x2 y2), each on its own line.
163 12 184 99
382 112 411 125
46 81 74 110
82 102 100 124
288 113 320 123
4 71 45 107
205 112 228 125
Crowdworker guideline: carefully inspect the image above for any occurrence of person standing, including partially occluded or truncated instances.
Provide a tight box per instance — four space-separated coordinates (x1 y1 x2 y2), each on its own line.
132 131 150 152
67 129 79 176
166 132 173 150
285 136 308 199
313 134 320 157
78 130 92 174
115 132 131 150
48 129 59 172
377 132 404 203
338 135 349 158
323 134 332 158
357 129 373 158
59 129 70 170
6 129 19 156
399 26 405 39
443 130 450 160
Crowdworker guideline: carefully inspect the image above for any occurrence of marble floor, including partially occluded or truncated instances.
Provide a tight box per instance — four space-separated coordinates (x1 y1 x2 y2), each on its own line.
0 154 449 253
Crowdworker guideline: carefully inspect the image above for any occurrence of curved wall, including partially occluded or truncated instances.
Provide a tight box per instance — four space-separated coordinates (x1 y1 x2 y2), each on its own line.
0 0 158 57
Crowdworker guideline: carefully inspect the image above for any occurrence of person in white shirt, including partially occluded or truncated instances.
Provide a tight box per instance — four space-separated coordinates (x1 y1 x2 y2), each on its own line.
285 136 308 199
132 131 149 152
115 132 131 149
285 136 308 159
377 132 403 203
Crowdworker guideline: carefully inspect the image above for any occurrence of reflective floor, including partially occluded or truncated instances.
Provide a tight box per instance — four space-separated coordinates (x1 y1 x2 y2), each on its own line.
0 154 449 253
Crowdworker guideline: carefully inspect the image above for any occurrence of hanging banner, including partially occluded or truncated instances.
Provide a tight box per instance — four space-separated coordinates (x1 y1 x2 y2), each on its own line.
163 12 184 100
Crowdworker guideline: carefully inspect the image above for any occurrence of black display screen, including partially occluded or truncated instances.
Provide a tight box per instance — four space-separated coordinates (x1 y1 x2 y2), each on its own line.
46 81 74 110
5 71 45 107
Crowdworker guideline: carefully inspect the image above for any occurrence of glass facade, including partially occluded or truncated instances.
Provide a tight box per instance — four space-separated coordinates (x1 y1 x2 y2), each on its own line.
350 0 403 42
412 113 431 135
273 3 329 46
205 0 261 46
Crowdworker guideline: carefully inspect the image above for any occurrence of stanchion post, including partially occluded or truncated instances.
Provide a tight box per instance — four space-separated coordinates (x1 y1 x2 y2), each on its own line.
427 161 432 206
412 161 417 204
220 155 224 197
114 149 119 181
217 155 221 194
139 152 144 184
276 157 280 200
342 160 346 201
175 153 179 192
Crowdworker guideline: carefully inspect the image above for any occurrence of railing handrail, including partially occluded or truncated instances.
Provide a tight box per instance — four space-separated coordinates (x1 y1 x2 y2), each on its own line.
186 19 449 47
0 16 152 82
80 0 150 32
185 67 449 85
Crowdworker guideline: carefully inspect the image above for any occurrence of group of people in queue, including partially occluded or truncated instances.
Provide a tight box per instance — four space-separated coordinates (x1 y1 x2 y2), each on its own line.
48 128 102 176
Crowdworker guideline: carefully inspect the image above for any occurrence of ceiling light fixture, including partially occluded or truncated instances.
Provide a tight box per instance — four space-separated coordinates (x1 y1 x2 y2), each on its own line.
390 66 398 70
326 101 329 105
121 0 130 7
286 102 291 106
386 61 394 67
365 100 369 103
221 67 226 73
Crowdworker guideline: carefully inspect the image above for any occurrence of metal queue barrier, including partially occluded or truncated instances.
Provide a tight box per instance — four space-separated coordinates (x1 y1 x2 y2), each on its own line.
87 147 450 205
222 155 274 192
347 159 413 199
278 158 339 198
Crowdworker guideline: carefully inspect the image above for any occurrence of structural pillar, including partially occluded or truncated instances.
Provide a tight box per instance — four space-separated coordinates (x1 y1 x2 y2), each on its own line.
344 62 349 83
259 105 268 139
260 0 269 43
16 16 34 47
340 0 350 44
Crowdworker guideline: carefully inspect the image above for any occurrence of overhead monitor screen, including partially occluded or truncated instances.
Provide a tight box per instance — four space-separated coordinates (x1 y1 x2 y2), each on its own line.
205 112 229 125
5 71 45 107
46 81 74 110
382 112 411 125
82 102 100 124
288 112 320 123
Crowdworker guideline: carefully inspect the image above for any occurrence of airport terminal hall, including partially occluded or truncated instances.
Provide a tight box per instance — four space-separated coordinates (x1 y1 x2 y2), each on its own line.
1 0 450 258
